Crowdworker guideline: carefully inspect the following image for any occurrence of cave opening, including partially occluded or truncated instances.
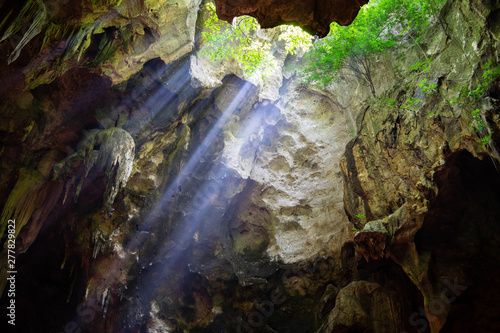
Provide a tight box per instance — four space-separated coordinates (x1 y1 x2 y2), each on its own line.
1 0 500 332
415 150 500 332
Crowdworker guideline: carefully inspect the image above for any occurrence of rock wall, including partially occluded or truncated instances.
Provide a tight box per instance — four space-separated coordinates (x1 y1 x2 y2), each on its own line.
328 1 500 332
0 0 500 332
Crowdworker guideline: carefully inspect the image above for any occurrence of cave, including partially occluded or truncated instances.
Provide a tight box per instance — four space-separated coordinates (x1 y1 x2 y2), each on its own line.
415 150 500 333
1 0 500 332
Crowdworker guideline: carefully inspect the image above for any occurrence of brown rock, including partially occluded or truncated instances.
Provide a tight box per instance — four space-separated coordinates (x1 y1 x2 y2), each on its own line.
214 0 368 37
320 281 398 333
353 224 388 262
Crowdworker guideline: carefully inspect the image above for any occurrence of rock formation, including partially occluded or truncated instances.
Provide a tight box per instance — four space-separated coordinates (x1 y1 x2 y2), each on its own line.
213 0 368 37
0 0 500 332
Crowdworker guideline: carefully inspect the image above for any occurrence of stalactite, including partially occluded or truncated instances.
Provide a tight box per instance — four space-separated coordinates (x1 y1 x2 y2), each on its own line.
54 127 135 209
0 168 45 241
92 229 106 259
0 167 63 295
0 0 47 64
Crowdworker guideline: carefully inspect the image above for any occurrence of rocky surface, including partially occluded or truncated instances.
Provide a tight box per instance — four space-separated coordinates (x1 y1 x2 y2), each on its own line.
336 0 500 331
214 0 368 37
0 0 500 333
0 0 202 88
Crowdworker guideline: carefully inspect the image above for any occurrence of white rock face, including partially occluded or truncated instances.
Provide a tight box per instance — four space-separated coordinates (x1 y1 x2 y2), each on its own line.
218 78 352 263
190 54 241 89
259 86 352 262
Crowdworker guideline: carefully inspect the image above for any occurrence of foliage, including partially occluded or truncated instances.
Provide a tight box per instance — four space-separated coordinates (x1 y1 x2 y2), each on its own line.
199 3 259 62
198 2 312 79
471 108 492 147
401 97 421 110
375 97 397 109
479 132 494 147
454 62 500 148
298 0 445 95
409 58 433 76
352 213 366 231
279 25 314 55
471 109 486 131
418 78 438 95
467 62 500 101
399 0 444 43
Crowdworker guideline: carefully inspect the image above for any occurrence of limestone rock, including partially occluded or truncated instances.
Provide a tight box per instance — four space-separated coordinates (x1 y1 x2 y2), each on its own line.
54 127 135 208
1 0 202 88
353 220 389 262
319 281 398 333
214 0 368 37
217 78 352 263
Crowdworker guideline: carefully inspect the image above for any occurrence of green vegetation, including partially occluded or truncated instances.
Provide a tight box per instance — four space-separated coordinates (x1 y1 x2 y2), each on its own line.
299 0 445 95
466 62 500 101
352 213 366 231
198 2 312 78
418 78 438 95
471 108 493 147
371 97 397 111
200 0 498 152
199 0 445 87
401 96 421 111
199 3 260 69
453 62 500 147
409 58 434 75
